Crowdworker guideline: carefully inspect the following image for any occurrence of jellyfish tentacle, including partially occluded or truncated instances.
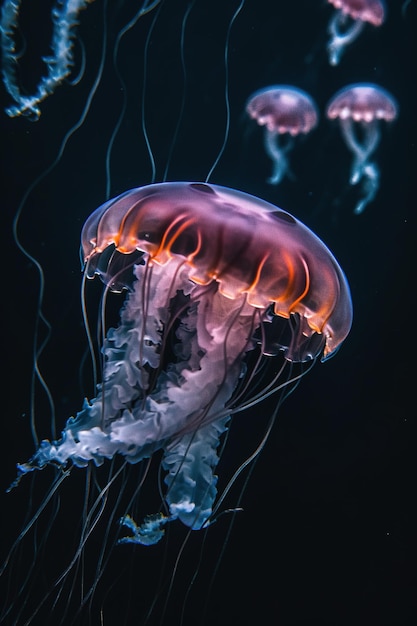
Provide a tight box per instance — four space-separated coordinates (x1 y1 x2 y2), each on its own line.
16 255 258 536
338 117 381 214
162 418 230 529
161 289 256 531
118 513 169 546
327 11 365 66
354 161 380 214
264 130 294 185
339 117 380 185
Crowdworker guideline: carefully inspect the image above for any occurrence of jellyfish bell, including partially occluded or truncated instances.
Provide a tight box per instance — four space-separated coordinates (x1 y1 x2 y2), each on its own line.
246 86 319 136
15 182 352 545
328 0 385 26
326 0 385 65
326 82 398 214
246 85 318 185
326 83 397 123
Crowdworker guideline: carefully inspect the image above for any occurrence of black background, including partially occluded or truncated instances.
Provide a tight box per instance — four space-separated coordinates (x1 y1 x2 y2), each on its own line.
1 1 416 625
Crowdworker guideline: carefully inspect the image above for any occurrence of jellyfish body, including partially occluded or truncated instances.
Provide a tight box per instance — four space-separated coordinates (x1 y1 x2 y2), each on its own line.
326 0 385 66
326 83 398 214
246 86 318 185
16 182 352 543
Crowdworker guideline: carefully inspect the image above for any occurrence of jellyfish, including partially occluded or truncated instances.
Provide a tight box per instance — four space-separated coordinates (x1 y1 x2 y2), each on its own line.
326 82 398 214
13 181 352 544
326 0 385 66
246 86 318 185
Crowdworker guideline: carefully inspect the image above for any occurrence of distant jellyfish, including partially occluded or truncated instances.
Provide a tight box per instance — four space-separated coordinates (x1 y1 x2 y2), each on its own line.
326 83 398 215
326 0 385 66
246 86 318 185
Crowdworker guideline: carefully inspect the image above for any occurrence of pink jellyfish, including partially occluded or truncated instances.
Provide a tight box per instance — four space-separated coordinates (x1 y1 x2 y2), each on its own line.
246 85 318 185
13 181 352 542
326 83 398 215
326 0 385 65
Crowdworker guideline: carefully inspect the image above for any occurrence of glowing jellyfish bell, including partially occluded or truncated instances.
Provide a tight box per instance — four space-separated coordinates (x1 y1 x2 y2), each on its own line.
15 182 352 545
326 83 398 215
326 0 385 66
246 85 318 185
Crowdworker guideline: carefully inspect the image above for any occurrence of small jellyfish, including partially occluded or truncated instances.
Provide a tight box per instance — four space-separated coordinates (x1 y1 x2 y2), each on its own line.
246 85 318 185
326 83 398 215
326 0 385 66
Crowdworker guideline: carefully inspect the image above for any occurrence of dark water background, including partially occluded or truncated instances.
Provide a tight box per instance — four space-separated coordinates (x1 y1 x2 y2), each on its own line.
0 1 415 624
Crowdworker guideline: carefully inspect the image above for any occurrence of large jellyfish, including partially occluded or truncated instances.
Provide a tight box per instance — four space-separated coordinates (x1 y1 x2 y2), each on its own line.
246 86 318 185
326 0 385 66
14 181 352 545
326 82 398 214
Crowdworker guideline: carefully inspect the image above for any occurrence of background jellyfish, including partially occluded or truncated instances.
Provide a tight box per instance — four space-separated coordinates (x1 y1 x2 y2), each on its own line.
0 1 414 625
246 85 318 185
326 0 385 65
326 82 398 214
